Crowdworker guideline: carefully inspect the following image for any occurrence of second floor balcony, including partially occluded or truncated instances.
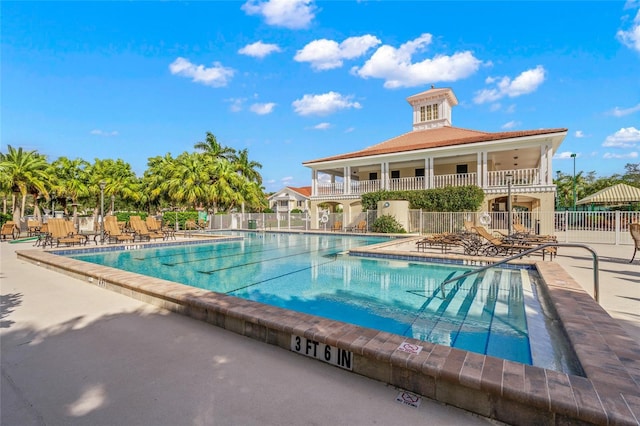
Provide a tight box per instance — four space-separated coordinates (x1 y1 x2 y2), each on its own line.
314 168 544 197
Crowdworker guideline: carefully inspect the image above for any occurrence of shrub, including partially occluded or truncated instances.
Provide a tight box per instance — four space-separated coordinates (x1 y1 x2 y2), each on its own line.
290 208 303 213
0 212 12 227
361 185 484 212
371 215 406 233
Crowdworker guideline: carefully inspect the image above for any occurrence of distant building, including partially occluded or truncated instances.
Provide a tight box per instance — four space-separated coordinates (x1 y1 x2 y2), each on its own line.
303 86 567 232
268 186 311 213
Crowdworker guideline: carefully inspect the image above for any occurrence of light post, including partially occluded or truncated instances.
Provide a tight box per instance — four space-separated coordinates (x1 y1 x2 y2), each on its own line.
571 153 577 211
111 194 115 214
99 181 106 243
505 173 513 236
51 191 56 217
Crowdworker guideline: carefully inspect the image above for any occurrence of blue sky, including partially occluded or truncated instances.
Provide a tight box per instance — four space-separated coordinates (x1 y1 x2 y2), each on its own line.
2 1 640 192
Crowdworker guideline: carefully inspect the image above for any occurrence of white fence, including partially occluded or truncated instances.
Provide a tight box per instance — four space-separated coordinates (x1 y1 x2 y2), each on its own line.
207 210 639 246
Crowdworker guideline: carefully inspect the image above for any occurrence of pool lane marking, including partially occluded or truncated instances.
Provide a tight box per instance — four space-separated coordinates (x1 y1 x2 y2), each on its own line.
225 252 341 294
195 243 346 275
159 240 313 266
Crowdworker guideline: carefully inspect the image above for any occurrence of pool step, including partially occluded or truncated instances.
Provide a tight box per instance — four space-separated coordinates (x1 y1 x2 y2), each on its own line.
406 268 532 362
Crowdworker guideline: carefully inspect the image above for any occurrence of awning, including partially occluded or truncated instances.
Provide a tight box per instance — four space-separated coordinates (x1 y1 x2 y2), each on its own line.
576 183 640 205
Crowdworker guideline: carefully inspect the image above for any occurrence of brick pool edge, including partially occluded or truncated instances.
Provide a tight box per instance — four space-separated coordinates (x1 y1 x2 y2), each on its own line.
16 247 640 425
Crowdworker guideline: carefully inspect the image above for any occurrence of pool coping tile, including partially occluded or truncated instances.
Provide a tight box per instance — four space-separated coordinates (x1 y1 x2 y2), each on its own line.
15 241 640 426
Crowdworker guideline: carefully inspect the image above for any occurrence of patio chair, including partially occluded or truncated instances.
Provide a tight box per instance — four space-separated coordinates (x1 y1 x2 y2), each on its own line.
46 218 85 247
472 226 533 257
347 220 367 233
630 223 640 263
145 216 161 232
104 216 135 244
27 220 42 237
129 216 164 241
1 221 20 241
332 221 342 232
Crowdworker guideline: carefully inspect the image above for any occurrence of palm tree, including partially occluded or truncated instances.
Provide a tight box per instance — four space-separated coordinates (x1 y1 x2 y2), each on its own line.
49 157 90 220
87 158 140 220
234 148 263 184
165 152 211 209
194 131 236 161
143 153 176 211
0 145 49 223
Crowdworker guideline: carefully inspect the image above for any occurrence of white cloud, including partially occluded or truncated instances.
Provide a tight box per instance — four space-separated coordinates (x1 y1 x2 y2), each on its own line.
351 33 481 88
554 151 579 160
294 35 381 71
602 127 640 148
227 98 246 112
609 103 640 117
292 92 361 116
603 151 639 159
501 120 520 129
474 66 546 104
169 57 234 87
575 130 585 138
238 41 282 58
617 9 640 52
250 102 276 115
313 122 331 130
90 129 119 137
281 176 293 182
344 127 355 133
241 0 316 29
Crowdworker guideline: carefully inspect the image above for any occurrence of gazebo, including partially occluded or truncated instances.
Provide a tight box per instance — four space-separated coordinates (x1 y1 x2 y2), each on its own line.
576 183 640 208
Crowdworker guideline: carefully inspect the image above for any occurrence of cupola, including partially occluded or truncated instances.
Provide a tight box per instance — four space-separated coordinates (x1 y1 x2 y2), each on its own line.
406 86 458 131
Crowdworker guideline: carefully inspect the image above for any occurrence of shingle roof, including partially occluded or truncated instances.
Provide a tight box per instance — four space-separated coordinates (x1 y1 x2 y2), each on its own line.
303 126 568 164
288 186 312 197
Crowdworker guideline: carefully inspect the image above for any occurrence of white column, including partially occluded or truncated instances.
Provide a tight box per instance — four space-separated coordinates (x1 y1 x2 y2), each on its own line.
344 166 351 195
546 145 553 185
427 157 434 189
381 162 388 190
482 151 488 188
476 152 482 187
311 169 317 196
424 158 431 189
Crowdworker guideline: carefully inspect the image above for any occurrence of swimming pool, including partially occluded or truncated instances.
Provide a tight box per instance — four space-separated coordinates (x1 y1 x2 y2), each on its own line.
69 232 577 371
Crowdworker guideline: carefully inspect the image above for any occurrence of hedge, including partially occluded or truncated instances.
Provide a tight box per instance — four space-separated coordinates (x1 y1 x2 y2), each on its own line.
361 185 485 212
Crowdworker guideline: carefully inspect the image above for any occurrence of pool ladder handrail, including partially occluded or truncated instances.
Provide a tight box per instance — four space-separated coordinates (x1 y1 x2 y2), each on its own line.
439 243 600 302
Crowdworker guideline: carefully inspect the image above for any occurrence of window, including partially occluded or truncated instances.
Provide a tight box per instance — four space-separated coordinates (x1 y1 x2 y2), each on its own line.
425 104 439 121
297 200 304 207
456 164 468 174
415 168 425 177
391 170 400 179
420 106 425 122
369 172 378 180
279 200 288 207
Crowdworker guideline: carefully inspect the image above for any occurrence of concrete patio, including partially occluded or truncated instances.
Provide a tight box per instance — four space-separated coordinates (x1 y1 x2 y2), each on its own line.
1 236 638 425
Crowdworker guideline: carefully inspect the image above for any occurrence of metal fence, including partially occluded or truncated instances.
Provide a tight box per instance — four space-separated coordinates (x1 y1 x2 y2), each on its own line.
205 210 640 245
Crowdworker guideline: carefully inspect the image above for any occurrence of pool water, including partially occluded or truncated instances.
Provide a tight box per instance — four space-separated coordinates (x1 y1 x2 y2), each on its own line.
70 232 573 368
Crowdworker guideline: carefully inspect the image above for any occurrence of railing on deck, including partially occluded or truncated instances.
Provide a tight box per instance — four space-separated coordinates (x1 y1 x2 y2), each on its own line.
351 179 381 195
432 173 477 188
487 168 539 186
388 176 425 191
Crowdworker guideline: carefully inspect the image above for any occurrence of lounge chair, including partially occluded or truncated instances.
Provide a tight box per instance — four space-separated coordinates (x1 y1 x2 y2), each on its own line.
332 221 342 232
27 220 42 237
630 223 640 263
129 216 164 241
1 221 20 241
104 216 135 244
347 220 367 233
45 218 85 247
145 216 161 232
472 226 534 257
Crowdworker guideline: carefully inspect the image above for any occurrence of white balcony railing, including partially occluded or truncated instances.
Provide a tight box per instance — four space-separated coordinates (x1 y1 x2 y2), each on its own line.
432 173 477 188
487 168 539 186
314 169 540 197
388 176 425 191
350 179 381 195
